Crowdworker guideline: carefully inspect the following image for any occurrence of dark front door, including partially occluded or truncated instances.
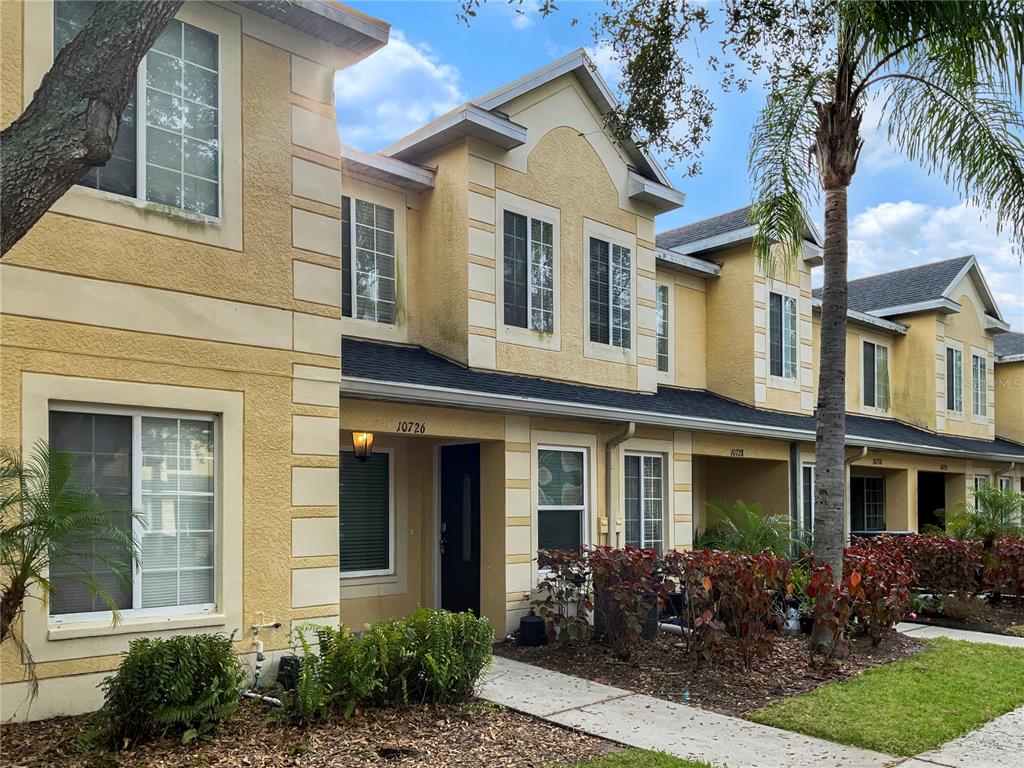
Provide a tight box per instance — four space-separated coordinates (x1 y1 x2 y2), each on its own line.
440 443 481 615
917 472 946 531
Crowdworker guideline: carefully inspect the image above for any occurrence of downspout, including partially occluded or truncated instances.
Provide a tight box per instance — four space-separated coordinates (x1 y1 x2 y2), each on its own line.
844 446 868 541
606 422 636 547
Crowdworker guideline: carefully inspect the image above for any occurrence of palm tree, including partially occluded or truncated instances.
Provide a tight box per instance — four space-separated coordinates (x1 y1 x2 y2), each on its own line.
1 443 138 646
699 499 801 557
746 2 1024 622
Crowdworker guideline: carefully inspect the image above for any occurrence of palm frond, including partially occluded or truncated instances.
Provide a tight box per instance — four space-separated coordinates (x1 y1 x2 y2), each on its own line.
748 75 824 279
878 56 1024 256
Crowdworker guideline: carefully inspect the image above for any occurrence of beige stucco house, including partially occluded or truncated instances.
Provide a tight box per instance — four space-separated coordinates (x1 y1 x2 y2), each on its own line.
2 0 1023 723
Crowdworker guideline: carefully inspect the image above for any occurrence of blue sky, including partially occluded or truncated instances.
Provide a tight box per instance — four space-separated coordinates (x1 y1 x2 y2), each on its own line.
338 0 1024 329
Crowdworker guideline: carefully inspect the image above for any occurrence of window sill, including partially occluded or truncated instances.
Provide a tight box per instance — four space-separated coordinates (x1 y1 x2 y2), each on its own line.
768 374 800 392
48 612 227 641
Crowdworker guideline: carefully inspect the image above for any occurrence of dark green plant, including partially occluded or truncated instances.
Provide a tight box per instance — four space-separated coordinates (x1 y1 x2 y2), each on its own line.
95 632 244 748
699 499 800 558
946 485 1024 548
1 443 138 648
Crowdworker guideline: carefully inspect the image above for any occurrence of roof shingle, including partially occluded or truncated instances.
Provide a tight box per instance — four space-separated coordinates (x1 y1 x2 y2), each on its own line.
342 339 1024 460
656 206 753 251
996 331 1024 360
813 256 971 314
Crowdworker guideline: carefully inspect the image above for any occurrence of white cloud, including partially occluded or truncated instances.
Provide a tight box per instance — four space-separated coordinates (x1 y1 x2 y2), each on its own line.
857 94 906 173
334 31 465 151
507 0 541 30
842 200 1024 330
586 40 622 91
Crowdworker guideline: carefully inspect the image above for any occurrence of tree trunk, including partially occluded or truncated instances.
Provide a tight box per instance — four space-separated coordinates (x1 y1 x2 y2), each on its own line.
1 0 183 256
1 582 26 645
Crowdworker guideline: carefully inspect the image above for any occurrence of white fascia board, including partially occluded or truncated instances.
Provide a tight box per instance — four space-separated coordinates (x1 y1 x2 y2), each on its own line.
340 145 434 192
996 354 1024 363
627 170 685 212
869 297 961 318
985 315 1012 333
382 105 526 160
943 255 1006 322
341 377 1024 461
671 225 757 255
810 297 907 334
655 249 721 277
802 241 823 266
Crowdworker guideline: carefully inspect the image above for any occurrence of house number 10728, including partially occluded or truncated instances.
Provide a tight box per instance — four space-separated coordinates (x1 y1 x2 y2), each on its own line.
397 421 426 434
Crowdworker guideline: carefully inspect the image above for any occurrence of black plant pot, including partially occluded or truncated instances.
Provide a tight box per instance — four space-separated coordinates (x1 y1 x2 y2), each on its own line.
799 616 814 635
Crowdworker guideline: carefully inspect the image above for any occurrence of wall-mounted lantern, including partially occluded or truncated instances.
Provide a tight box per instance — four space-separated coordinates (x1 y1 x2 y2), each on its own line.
351 431 374 461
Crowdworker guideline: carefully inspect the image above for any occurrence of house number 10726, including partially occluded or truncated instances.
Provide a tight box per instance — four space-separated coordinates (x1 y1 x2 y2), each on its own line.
397 421 426 434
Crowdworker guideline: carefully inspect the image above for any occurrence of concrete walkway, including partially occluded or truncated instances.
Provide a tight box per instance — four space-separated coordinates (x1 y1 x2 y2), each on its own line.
903 707 1024 768
478 656 898 767
896 622 1024 648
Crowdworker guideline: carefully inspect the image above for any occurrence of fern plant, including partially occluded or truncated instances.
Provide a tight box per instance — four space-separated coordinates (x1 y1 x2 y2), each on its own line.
699 499 800 557
947 485 1024 548
96 632 244 748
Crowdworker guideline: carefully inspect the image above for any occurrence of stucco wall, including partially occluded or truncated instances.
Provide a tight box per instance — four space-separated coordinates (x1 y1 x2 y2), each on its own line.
995 360 1024 444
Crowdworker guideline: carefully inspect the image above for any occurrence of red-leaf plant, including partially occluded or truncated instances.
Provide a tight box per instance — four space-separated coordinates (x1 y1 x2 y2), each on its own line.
533 548 592 644
589 546 666 659
843 541 915 645
984 536 1024 601
806 563 853 660
893 535 982 599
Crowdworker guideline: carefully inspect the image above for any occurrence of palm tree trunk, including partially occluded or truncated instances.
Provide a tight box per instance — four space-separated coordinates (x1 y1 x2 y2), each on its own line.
1 582 26 645
813 183 850 581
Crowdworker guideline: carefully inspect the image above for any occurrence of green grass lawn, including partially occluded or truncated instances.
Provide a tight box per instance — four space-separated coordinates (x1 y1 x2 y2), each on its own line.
750 638 1024 756
570 750 714 768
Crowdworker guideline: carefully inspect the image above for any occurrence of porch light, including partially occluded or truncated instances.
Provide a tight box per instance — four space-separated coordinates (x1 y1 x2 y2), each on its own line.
351 431 374 461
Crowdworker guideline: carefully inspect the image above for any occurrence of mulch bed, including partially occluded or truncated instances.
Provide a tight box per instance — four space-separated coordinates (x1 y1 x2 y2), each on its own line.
0 699 616 768
913 596 1024 637
497 630 924 717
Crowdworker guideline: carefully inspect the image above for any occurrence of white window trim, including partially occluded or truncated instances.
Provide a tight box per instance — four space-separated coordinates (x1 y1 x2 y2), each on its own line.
26 1 243 249
998 475 1013 492
766 285 800 389
340 446 396 579
970 348 988 422
344 197 398 327
47 402 218 625
340 176 409 343
582 218 637 365
946 342 965 418
494 190 561 351
536 445 589 559
655 281 673 383
623 452 667 551
860 337 892 416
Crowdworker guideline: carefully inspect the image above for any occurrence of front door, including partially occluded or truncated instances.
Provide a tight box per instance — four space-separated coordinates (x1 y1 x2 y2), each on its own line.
440 443 481 615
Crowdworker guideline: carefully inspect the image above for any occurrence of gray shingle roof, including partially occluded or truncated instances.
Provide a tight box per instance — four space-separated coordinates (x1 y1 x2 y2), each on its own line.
342 338 1024 459
996 331 1024 360
813 256 972 314
656 206 753 251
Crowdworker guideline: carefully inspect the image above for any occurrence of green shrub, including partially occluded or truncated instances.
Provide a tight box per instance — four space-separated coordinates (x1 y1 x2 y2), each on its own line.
281 609 493 724
96 633 244 748
698 499 800 557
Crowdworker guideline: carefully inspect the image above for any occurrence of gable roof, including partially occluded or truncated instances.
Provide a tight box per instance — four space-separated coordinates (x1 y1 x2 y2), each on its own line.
382 49 672 188
812 255 1006 323
656 205 823 256
996 331 1024 362
341 338 1024 461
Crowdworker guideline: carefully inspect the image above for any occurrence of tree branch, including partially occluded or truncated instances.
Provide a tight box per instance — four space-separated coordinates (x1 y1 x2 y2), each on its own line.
1 0 184 257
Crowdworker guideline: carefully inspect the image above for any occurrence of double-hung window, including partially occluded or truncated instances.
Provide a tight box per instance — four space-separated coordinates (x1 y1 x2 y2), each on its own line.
342 196 396 324
339 451 393 577
972 354 986 417
998 476 1013 492
54 1 221 216
537 448 587 552
624 454 665 551
48 408 216 618
656 284 670 374
862 341 890 410
801 465 815 535
946 347 963 412
503 211 554 333
589 238 631 349
769 292 797 379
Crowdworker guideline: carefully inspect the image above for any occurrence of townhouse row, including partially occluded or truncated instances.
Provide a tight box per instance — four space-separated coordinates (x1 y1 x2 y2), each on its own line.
1 0 1021 721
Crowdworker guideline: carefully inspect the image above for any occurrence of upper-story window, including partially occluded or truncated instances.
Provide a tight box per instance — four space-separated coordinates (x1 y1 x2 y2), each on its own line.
55 1 220 217
589 238 631 349
342 196 396 324
946 346 963 413
862 341 890 411
503 211 554 333
656 284 670 374
971 353 987 417
769 292 797 379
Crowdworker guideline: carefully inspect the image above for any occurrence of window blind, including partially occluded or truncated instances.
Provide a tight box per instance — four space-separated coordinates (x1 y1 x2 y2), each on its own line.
769 293 783 377
589 238 610 344
863 342 876 407
656 284 670 373
342 195 353 317
503 211 528 327
340 452 391 574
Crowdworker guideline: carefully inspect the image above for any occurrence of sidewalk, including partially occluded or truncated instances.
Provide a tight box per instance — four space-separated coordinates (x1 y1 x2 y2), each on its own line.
896 622 1024 648
902 707 1024 768
478 656 898 768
